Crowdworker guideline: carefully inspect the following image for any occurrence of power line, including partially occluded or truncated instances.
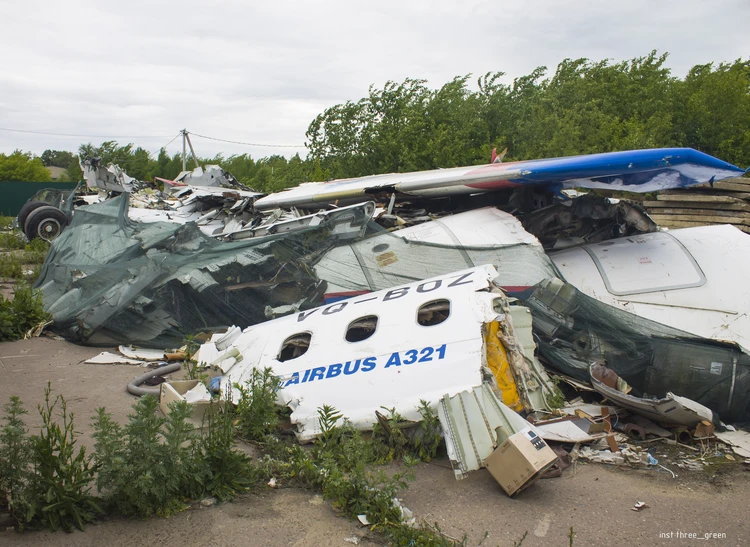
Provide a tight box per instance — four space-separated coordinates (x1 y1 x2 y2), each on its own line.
0 126 307 149
160 133 182 151
0 127 172 139
189 132 305 149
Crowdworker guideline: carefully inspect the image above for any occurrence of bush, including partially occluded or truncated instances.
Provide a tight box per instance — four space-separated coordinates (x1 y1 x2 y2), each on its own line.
91 396 194 517
0 231 26 250
0 216 15 231
234 367 282 442
0 396 34 529
190 402 257 501
0 252 23 279
0 283 51 342
30 385 102 532
371 402 442 464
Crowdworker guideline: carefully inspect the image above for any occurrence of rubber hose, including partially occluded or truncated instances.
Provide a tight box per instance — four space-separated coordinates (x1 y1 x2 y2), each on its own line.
127 363 183 397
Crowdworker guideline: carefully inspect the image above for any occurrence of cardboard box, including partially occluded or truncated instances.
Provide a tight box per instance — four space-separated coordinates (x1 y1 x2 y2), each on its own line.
484 428 558 496
159 379 217 422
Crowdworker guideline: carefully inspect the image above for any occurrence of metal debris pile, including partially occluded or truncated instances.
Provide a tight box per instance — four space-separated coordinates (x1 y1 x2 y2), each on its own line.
24 147 750 496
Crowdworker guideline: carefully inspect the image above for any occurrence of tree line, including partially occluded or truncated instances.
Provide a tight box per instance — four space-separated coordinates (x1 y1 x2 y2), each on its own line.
3 51 748 191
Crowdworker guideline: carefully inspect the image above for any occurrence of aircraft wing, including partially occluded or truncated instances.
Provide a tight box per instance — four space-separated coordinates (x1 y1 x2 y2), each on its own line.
254 148 747 210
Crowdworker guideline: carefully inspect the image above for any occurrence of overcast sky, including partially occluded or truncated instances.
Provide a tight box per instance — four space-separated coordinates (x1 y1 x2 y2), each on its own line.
1 0 748 160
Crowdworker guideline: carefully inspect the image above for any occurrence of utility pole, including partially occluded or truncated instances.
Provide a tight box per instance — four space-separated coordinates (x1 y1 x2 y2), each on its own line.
181 129 200 171
181 129 187 172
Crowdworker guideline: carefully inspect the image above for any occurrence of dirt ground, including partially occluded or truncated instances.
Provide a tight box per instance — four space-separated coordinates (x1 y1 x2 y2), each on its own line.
1 335 749 547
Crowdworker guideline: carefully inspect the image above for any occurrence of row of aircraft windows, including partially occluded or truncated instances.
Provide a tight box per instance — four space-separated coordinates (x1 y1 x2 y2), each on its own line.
277 299 451 362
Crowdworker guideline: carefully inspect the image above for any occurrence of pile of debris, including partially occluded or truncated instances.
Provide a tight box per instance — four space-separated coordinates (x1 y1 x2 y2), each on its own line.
25 146 750 496
643 177 750 233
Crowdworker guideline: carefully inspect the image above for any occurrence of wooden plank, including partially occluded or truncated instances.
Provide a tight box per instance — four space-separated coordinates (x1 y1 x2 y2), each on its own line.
655 193 747 203
667 180 750 193
658 190 750 200
721 177 750 185
715 182 750 193
648 213 750 226
645 207 750 218
643 200 750 211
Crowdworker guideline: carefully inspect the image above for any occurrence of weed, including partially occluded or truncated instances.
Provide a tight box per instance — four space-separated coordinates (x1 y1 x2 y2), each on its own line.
191 402 257 501
25 263 43 284
0 396 35 529
25 237 49 254
182 334 210 384
22 247 49 266
234 367 282 442
385 522 464 546
92 396 194 517
547 377 567 409
0 216 15 231
411 400 442 462
0 282 51 342
313 405 373 474
30 384 102 532
0 231 26 250
372 404 442 464
255 436 321 488
0 252 23 278
372 407 411 463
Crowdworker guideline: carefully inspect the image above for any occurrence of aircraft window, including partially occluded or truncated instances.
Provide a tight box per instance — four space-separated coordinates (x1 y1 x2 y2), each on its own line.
346 316 378 342
278 333 311 362
418 300 450 326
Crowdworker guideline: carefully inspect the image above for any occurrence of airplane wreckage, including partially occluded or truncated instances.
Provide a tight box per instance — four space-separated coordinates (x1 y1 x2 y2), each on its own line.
21 146 750 494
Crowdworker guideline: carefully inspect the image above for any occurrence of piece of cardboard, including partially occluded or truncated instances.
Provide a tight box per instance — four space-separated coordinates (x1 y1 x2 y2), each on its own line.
484 428 558 496
159 380 218 422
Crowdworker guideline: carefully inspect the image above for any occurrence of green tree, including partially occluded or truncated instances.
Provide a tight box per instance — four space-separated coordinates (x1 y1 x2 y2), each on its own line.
672 59 750 166
0 151 52 182
40 150 76 168
304 51 749 179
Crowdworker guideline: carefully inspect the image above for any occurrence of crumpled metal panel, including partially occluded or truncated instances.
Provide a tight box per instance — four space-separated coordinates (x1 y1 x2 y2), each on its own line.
438 383 541 480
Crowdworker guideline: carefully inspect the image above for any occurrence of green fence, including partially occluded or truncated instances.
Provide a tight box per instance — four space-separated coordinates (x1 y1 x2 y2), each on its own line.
0 181 79 217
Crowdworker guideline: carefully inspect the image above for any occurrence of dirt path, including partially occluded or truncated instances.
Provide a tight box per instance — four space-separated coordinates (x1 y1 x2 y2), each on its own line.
1 336 748 546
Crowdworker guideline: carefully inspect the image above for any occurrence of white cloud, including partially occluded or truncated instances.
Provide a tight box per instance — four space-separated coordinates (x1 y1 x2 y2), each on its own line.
1 0 748 159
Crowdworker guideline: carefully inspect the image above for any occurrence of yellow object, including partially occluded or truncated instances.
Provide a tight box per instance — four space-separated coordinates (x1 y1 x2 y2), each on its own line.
484 321 523 412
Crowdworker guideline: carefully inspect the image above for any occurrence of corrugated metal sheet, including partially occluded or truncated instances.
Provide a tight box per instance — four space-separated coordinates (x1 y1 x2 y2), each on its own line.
438 383 541 479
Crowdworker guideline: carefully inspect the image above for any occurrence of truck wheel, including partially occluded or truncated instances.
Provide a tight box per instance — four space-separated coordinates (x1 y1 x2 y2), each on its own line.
24 206 68 242
17 200 48 229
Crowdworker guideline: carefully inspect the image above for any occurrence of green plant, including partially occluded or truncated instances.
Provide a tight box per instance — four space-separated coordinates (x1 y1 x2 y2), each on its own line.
547 377 566 410
247 400 463 546
0 231 26 250
313 405 373 475
0 252 23 278
22 246 49 266
234 367 282 442
372 407 411 463
383 521 463 547
25 237 49 254
91 396 194 517
411 400 442 462
0 282 52 341
191 402 257 501
0 216 15 231
181 334 207 382
0 396 35 530
30 384 101 532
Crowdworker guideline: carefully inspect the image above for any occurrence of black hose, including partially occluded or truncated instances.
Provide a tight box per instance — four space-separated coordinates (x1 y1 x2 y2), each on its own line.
127 363 183 397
